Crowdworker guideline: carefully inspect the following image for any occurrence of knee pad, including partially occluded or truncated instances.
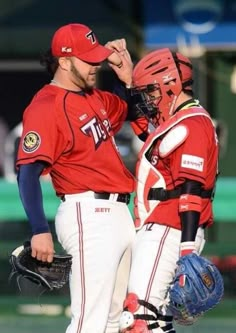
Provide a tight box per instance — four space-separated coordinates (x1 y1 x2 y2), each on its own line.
119 293 143 332
123 292 140 313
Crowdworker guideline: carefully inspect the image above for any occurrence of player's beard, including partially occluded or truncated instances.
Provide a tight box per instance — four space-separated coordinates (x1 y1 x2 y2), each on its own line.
70 62 95 92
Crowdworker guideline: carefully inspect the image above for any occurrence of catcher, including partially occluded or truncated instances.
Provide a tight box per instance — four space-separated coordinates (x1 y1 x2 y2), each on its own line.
9 241 72 291
119 48 224 333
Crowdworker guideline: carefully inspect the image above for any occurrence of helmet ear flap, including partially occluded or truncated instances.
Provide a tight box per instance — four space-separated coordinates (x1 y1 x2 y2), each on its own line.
172 52 194 95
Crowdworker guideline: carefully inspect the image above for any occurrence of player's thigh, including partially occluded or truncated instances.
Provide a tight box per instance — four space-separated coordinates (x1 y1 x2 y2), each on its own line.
128 224 180 303
57 199 133 332
56 200 134 306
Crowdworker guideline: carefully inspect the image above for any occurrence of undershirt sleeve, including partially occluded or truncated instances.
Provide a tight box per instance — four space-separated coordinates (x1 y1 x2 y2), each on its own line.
17 161 50 235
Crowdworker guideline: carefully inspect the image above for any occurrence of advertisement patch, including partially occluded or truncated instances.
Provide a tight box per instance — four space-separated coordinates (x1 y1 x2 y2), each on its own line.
22 131 41 153
181 154 204 172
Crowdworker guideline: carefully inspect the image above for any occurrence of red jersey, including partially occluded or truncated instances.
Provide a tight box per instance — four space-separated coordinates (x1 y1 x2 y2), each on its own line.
135 107 218 230
17 85 135 195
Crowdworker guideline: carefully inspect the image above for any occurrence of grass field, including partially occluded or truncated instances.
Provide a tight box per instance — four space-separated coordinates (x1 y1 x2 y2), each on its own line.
0 316 236 333
0 296 235 333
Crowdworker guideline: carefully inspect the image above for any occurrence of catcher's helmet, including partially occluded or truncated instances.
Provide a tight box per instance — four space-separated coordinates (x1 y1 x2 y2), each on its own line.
132 48 193 127
169 253 224 326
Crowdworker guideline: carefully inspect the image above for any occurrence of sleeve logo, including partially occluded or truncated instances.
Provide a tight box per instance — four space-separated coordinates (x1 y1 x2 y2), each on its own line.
181 154 204 172
22 131 41 153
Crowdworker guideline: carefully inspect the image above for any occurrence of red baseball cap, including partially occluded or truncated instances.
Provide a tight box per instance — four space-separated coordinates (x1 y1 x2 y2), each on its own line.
51 23 113 63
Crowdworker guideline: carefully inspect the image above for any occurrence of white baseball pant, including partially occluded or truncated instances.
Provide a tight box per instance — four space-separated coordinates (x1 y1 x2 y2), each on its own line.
55 192 135 333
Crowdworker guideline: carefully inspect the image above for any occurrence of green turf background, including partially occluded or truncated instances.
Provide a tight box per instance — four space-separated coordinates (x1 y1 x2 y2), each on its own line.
0 296 235 333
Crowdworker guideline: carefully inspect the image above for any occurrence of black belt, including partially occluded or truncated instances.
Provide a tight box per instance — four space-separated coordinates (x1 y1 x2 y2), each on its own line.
61 192 130 205
148 187 213 201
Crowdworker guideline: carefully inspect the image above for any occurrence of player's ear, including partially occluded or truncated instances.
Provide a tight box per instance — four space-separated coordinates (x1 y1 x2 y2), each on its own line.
58 57 71 71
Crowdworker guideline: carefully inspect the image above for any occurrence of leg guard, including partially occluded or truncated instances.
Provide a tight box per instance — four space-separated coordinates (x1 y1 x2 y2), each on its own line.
156 320 176 333
119 293 176 333
119 312 148 333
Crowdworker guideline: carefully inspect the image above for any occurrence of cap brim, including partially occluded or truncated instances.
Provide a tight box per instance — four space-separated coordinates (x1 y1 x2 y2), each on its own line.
76 45 113 63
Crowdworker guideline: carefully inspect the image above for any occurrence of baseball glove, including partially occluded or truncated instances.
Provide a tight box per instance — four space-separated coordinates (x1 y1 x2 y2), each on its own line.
9 241 72 291
169 253 224 326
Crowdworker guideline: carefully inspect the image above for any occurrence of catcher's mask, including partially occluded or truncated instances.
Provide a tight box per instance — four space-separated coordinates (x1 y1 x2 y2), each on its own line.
131 48 193 127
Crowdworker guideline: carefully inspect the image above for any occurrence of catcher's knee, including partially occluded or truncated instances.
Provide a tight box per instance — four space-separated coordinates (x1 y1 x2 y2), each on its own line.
119 293 175 333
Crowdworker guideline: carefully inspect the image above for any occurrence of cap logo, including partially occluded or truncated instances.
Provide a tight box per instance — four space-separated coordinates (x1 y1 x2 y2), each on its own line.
61 47 72 53
163 73 174 82
86 30 96 44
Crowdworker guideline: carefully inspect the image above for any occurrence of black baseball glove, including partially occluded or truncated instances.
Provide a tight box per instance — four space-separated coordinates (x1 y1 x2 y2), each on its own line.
9 241 72 291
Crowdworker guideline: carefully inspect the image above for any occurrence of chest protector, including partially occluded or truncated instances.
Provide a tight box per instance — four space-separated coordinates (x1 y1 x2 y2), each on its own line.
135 107 213 229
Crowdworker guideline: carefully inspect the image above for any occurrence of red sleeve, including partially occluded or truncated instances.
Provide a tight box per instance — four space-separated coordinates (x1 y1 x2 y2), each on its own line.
171 116 218 186
130 118 149 135
16 94 61 173
95 90 128 134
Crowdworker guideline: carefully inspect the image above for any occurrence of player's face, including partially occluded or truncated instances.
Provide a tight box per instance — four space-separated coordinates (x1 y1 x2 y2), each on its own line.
69 57 102 90
133 85 162 127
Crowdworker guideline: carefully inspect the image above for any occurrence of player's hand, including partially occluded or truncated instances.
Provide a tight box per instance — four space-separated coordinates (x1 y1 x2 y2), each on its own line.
31 233 55 263
105 38 133 87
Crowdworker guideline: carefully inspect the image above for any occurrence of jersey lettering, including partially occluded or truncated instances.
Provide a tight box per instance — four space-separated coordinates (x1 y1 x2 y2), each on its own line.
151 155 158 165
145 223 154 231
81 117 111 149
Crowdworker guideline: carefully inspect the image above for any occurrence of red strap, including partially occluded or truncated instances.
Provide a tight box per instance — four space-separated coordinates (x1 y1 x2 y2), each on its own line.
179 194 202 212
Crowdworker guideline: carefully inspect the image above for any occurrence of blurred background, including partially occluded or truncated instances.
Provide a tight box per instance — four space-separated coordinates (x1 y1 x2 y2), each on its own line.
0 0 236 332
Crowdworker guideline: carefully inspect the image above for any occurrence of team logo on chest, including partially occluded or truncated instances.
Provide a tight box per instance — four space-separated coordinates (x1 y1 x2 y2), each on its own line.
81 117 111 149
22 131 41 153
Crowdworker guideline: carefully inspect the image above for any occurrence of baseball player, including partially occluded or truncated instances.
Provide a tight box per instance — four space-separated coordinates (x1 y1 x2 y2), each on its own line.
16 23 138 333
119 48 219 332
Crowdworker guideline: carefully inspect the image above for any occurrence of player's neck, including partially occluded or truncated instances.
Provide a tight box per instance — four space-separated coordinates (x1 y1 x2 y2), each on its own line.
50 78 82 93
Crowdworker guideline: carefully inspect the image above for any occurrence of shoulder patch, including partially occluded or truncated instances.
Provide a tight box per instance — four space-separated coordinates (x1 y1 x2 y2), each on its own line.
22 131 41 153
159 125 188 157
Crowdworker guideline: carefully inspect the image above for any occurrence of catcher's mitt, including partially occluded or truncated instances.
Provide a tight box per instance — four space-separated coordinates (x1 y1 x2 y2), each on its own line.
169 253 224 326
9 242 72 291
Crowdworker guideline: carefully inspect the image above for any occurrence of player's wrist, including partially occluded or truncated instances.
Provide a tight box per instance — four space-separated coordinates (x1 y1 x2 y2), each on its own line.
180 241 196 257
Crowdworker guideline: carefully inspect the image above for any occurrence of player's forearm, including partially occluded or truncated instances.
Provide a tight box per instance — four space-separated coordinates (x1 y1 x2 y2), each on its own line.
180 211 200 242
179 180 202 255
113 80 149 141
17 162 50 235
